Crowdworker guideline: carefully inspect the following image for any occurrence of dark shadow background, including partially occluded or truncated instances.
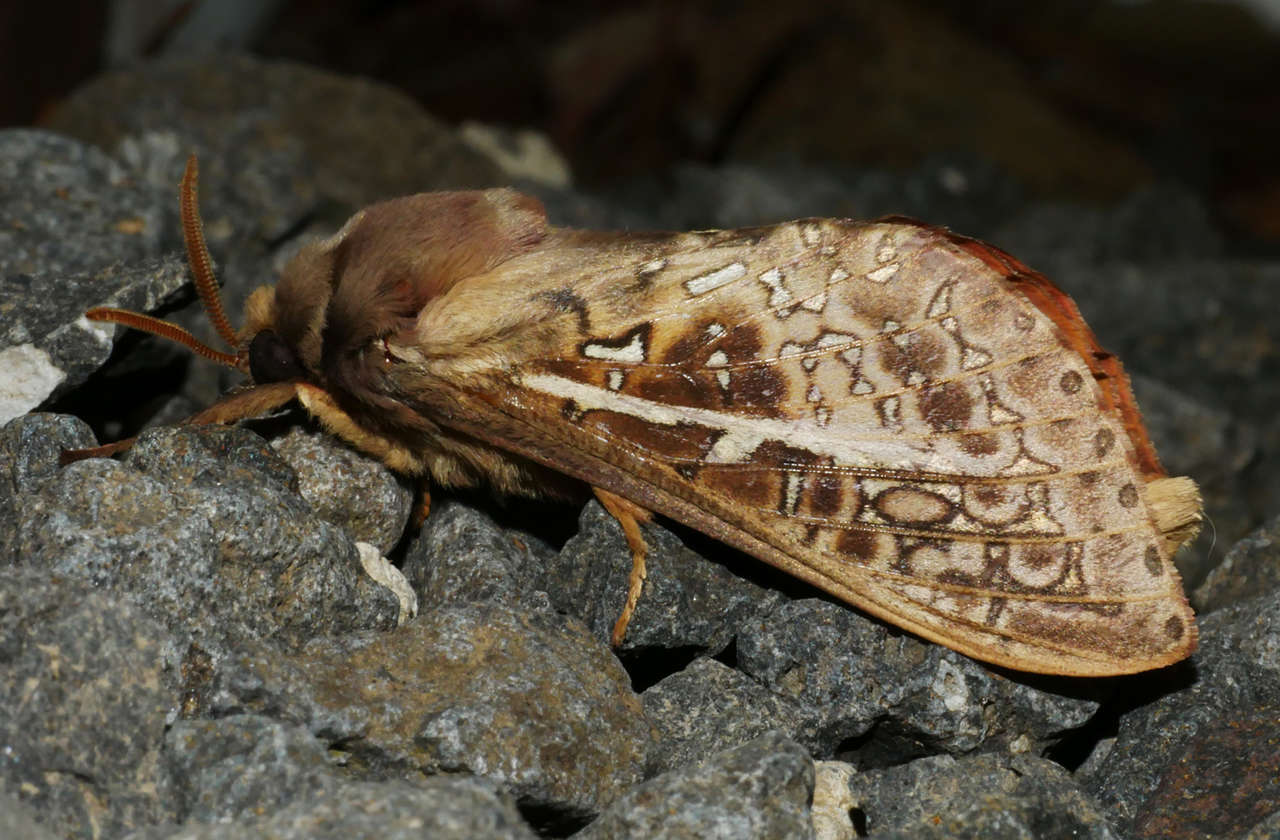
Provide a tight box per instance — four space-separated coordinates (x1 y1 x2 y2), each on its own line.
4 0 1280 247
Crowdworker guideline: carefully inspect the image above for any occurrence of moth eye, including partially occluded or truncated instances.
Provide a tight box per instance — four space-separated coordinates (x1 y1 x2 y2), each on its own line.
248 330 305 383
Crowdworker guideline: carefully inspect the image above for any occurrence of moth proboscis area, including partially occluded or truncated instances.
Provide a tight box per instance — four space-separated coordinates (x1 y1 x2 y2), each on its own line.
64 155 1201 677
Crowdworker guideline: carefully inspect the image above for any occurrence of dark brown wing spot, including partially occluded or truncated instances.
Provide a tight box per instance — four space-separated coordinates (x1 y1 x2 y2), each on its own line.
1118 483 1139 508
728 366 786 416
959 432 1000 456
836 528 878 561
659 323 709 365
1164 615 1185 641
716 322 766 363
1059 370 1084 394
749 440 820 470
971 484 1008 507
561 399 586 422
1077 471 1101 486
1018 544 1060 571
1094 428 1116 458
1144 545 1163 576
879 330 949 384
587 411 721 463
918 381 975 432
809 470 846 518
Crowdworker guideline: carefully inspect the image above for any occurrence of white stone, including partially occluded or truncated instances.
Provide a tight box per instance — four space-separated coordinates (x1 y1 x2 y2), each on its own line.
356 541 418 625
0 344 66 424
812 760 857 840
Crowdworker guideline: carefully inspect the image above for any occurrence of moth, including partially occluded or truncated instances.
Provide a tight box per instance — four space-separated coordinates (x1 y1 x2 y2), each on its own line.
68 156 1201 676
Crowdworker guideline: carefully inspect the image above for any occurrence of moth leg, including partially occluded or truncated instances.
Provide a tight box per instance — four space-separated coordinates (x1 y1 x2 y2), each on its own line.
411 482 433 529
60 381 303 465
60 437 139 465
592 487 655 646
294 383 429 475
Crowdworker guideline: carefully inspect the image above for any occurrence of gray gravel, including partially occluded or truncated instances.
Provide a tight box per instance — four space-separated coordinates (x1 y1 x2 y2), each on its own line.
2 52 1276 839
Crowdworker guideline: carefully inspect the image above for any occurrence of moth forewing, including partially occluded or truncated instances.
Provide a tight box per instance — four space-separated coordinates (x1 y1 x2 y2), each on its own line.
404 216 1199 676
71 157 1199 676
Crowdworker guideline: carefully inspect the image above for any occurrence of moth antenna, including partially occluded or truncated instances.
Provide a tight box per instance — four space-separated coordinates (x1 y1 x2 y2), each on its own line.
180 154 240 351
85 307 241 369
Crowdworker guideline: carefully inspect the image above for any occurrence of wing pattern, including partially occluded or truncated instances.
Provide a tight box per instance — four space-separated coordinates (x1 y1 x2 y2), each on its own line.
423 218 1195 675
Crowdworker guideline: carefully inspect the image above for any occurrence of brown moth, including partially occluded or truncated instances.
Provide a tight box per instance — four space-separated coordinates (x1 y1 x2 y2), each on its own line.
68 156 1201 676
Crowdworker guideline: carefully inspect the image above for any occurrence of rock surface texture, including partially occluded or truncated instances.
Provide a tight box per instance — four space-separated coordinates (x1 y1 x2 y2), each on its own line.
1 51 1276 838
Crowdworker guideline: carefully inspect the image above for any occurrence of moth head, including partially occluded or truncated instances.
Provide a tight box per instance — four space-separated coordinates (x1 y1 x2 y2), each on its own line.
61 154 548 465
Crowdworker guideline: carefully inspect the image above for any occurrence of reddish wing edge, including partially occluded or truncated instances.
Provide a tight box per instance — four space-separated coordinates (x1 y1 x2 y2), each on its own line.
879 216 1166 482
954 238 1165 479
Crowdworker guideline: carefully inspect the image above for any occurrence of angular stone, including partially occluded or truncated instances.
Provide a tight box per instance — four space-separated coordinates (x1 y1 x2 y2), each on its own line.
847 753 1116 839
548 500 783 653
1084 595 1280 836
271 427 413 555
402 497 555 613
0 568 177 838
578 732 815 840
738 599 1098 761
205 603 656 821
642 657 813 774
1195 514 1280 613
15 425 400 659
163 715 340 824
124 777 536 840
